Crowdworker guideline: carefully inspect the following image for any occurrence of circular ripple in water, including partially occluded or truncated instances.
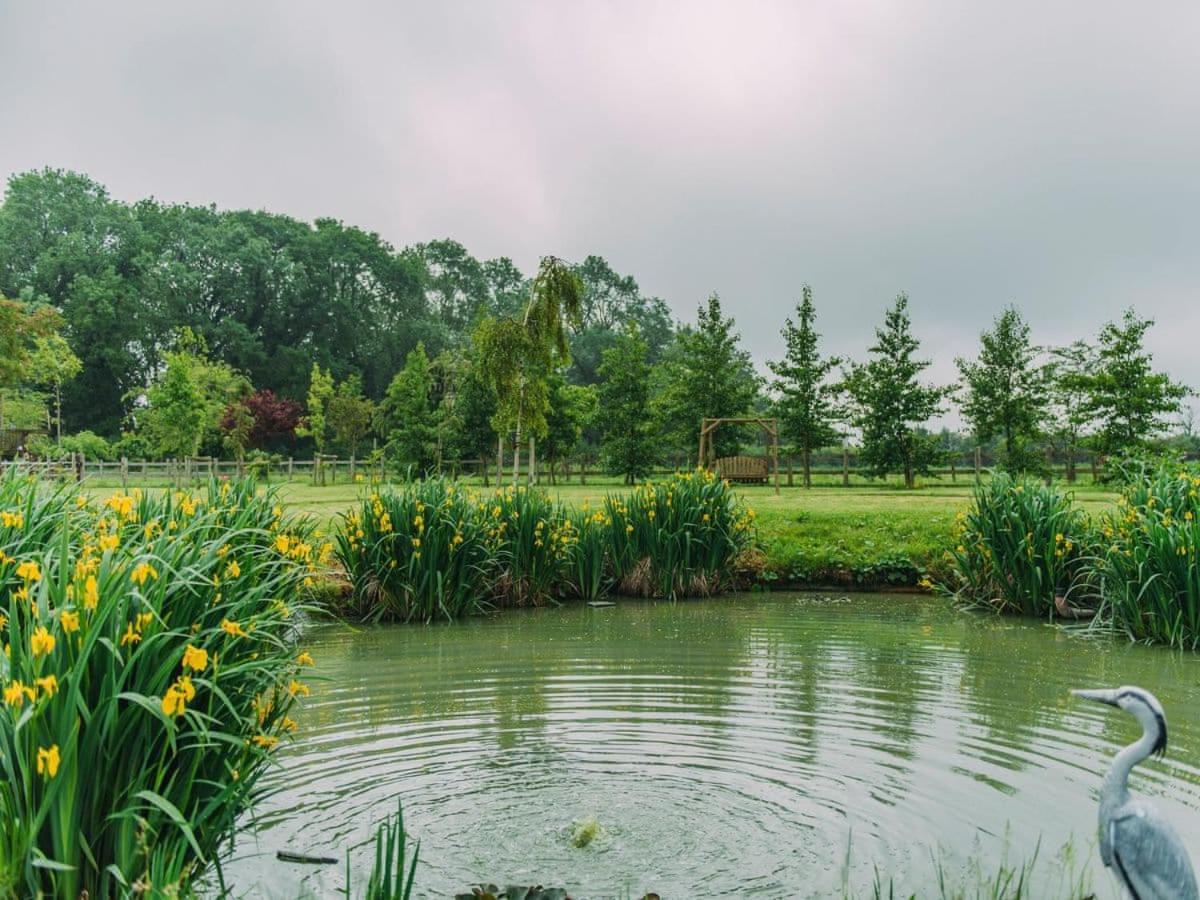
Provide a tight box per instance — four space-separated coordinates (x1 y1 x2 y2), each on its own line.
223 594 1200 898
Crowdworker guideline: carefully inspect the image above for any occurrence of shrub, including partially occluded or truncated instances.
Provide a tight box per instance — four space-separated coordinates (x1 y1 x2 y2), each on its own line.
0 476 321 897
944 474 1089 616
1092 466 1200 648
604 471 755 599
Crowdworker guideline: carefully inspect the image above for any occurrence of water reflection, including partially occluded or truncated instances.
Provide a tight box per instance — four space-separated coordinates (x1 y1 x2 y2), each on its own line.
225 594 1200 898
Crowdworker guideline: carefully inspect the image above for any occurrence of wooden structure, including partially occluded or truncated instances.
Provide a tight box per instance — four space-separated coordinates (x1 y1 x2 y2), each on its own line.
714 455 770 483
698 417 780 495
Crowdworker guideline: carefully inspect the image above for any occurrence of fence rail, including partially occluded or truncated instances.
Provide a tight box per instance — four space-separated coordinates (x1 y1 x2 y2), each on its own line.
0 448 1116 488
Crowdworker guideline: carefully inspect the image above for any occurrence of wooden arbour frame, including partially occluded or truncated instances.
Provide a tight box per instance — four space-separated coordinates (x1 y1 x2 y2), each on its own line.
697 417 781 495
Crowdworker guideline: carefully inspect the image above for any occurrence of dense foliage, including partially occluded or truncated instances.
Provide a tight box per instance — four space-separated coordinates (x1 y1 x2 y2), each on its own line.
334 472 756 622
0 476 324 896
945 474 1088 616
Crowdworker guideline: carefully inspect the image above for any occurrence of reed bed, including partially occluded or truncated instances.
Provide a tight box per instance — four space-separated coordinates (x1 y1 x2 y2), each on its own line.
1091 466 1200 648
334 472 756 622
0 475 323 897
943 474 1087 617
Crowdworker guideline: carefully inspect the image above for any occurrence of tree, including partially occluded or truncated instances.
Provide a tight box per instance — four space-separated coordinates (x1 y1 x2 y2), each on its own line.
541 376 597 483
598 325 656 483
1081 309 1190 458
376 343 437 472
28 332 83 445
843 294 949 488
140 331 248 459
955 307 1049 472
240 389 303 449
447 359 498 483
0 292 63 430
142 352 206 459
298 364 335 454
655 293 760 461
326 375 375 459
1045 341 1097 481
220 402 255 471
767 285 842 487
476 257 583 482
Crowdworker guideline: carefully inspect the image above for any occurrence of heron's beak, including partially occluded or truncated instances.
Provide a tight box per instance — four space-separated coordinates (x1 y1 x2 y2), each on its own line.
1071 688 1120 706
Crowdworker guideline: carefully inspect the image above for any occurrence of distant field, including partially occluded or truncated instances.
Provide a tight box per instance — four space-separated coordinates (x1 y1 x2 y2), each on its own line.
78 474 1118 587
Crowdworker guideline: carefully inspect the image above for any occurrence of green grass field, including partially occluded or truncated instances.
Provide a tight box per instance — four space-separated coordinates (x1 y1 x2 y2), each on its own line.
77 474 1118 589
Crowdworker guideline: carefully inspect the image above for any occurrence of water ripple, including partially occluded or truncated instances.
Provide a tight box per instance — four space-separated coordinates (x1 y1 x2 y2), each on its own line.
223 594 1200 898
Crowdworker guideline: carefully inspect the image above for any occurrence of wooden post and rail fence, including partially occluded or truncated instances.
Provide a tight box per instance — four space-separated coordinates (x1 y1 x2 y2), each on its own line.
0 448 1119 488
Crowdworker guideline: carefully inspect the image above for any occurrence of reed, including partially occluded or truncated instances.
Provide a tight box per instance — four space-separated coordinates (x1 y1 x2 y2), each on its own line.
335 480 498 623
1092 466 1200 648
944 474 1087 617
0 476 320 897
604 471 755 599
334 472 756 620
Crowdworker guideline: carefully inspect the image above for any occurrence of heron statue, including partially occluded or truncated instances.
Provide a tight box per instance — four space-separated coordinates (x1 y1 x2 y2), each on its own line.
1072 686 1198 899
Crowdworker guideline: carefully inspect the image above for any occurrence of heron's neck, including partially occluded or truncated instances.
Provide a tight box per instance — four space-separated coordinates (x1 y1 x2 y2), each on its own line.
1103 721 1159 805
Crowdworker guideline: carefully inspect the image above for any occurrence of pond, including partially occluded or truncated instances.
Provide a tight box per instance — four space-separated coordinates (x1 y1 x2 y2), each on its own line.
225 594 1200 898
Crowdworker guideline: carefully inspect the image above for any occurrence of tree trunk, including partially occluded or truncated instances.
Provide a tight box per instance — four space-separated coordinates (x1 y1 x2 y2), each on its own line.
528 434 536 485
904 459 914 489
496 433 504 485
802 448 812 489
786 456 794 487
55 384 63 446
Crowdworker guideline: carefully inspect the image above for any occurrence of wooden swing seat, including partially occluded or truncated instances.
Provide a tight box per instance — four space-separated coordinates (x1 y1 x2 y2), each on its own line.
714 455 769 483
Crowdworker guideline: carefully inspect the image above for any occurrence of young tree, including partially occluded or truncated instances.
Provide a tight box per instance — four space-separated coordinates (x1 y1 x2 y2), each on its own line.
1081 309 1190 458
476 257 583 482
598 325 656 483
656 293 760 461
220 402 255 472
844 294 949 488
27 332 82 445
142 352 206 459
955 307 1049 472
0 292 62 429
767 285 842 487
377 343 437 472
1045 340 1096 482
240 389 303 449
326 375 375 459
298 364 335 454
141 332 248 459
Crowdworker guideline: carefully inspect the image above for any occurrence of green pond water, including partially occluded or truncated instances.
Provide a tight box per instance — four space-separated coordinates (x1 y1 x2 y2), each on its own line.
225 594 1200 898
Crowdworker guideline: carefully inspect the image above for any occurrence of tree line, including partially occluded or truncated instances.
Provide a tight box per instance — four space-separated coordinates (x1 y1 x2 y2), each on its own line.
0 167 1191 485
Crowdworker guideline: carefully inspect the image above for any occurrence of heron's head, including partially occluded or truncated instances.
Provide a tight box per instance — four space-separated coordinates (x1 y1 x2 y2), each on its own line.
1072 686 1168 757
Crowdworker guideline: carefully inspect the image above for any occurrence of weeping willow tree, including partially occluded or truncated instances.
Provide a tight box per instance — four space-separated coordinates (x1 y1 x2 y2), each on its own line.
476 257 582 483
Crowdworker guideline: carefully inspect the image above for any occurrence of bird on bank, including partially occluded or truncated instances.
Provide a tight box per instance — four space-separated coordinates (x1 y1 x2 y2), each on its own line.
1072 686 1198 899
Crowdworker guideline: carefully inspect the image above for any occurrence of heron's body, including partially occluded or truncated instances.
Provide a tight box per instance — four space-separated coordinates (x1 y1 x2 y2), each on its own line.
1074 686 1198 900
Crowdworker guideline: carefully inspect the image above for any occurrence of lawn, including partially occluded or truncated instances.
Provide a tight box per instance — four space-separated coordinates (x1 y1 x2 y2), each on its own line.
79 473 1118 590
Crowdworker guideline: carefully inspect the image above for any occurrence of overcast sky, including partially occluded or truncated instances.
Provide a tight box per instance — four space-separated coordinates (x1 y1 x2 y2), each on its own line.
2 1 1198 420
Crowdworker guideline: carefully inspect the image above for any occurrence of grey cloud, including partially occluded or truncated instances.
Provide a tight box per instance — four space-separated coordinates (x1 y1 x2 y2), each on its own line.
2 0 1197 418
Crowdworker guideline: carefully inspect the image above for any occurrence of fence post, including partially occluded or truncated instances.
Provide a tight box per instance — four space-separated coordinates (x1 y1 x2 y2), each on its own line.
974 446 982 478
842 447 850 486
350 454 356 482
120 456 128 491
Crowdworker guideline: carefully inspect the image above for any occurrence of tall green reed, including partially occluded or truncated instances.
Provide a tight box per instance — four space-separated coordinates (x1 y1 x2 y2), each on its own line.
0 476 321 897
1092 466 1200 648
945 474 1088 617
